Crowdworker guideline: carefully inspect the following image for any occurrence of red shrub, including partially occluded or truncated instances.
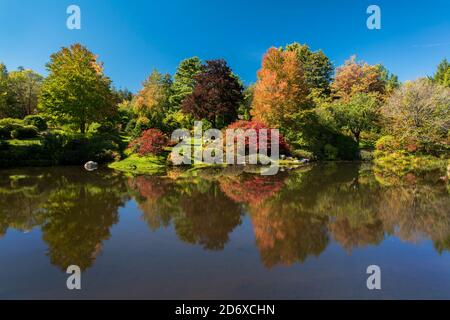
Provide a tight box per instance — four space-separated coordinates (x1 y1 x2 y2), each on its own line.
226 120 290 154
129 128 168 156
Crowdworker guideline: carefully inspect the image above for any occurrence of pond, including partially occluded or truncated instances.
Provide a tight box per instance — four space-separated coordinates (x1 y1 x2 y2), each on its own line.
0 163 449 299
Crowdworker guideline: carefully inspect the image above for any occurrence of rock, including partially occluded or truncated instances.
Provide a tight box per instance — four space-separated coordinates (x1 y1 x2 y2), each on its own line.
299 158 310 164
84 161 98 171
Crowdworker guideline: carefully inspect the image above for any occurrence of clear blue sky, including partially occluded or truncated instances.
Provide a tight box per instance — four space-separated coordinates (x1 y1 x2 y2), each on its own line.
0 0 449 92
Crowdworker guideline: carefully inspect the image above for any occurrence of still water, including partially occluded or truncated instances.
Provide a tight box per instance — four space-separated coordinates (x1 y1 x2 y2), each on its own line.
0 163 449 299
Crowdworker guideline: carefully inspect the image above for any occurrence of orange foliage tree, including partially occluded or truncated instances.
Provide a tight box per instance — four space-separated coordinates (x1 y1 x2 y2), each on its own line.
331 56 385 100
251 48 310 131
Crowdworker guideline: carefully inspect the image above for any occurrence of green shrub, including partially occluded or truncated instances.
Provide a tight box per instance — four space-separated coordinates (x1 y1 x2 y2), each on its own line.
0 118 23 126
41 132 67 162
10 125 39 139
0 119 24 139
292 149 315 160
23 115 48 131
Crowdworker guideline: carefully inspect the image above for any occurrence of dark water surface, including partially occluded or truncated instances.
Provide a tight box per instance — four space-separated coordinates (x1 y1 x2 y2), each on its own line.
0 163 449 299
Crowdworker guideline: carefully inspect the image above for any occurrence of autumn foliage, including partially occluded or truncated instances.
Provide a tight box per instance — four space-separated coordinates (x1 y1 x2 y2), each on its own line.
226 120 290 154
331 56 385 100
129 128 168 156
182 59 243 128
251 48 309 129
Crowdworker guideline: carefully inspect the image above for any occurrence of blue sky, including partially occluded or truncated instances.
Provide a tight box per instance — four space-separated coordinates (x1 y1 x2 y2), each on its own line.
0 0 449 92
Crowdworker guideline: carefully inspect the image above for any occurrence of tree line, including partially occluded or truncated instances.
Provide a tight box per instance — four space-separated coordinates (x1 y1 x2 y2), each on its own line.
0 42 449 162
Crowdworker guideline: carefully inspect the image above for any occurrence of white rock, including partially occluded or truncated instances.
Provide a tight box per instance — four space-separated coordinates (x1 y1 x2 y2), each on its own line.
84 161 98 171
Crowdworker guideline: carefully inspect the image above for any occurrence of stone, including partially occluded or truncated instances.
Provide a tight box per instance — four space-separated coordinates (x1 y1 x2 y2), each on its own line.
84 161 98 171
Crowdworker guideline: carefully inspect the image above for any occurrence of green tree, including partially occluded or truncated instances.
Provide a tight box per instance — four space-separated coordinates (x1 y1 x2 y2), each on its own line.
0 63 7 117
169 57 202 109
39 44 116 133
238 84 254 120
7 68 44 118
376 64 400 96
433 58 450 87
332 93 380 146
285 42 334 94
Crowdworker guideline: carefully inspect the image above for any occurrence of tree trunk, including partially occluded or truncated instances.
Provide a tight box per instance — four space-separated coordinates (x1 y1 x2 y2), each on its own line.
80 122 86 134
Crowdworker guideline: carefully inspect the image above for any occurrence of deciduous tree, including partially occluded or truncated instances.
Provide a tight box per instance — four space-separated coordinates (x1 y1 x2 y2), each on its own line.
182 59 243 128
251 48 309 131
7 68 43 118
381 79 450 153
0 63 8 118
39 44 115 133
332 93 380 146
331 56 385 101
133 69 172 131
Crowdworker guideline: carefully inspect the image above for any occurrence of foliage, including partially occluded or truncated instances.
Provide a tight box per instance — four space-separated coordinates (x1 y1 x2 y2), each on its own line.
331 93 381 145
0 118 27 139
169 57 203 109
374 151 448 177
285 42 334 94
11 125 38 139
133 69 172 132
39 43 116 133
251 48 310 131
182 59 243 128
238 84 254 120
129 128 168 156
381 78 450 154
289 110 359 160
432 58 450 87
376 64 400 95
23 115 47 131
5 68 43 118
226 120 291 155
331 56 385 100
0 63 7 115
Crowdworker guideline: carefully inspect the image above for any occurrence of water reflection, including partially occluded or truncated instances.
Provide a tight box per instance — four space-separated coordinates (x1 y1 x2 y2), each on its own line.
0 163 449 271
0 168 129 270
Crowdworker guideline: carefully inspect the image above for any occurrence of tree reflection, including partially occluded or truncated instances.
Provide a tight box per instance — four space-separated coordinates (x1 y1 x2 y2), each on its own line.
1 163 450 272
0 168 128 270
129 175 242 250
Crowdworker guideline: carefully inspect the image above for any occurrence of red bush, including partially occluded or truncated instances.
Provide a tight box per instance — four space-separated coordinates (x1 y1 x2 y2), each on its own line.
226 120 290 154
129 128 168 156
